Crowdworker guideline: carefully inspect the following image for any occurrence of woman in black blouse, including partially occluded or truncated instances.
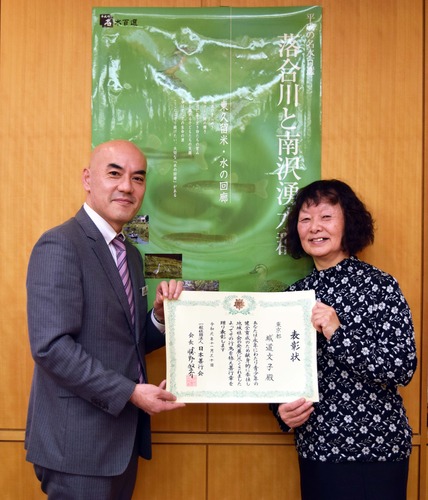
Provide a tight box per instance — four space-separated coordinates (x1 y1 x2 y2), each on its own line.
271 179 417 500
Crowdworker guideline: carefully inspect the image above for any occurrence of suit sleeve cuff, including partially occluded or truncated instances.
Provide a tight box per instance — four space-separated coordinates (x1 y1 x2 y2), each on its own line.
151 310 166 333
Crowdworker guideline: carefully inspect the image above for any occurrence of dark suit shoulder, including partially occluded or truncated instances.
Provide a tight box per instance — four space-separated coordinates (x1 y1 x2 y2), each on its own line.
37 208 101 244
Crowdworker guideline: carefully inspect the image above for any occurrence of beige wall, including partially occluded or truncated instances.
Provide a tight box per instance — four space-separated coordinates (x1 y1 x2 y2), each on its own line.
0 0 426 498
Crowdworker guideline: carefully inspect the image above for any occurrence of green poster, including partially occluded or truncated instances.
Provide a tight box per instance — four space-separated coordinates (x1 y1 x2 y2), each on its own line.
92 7 322 301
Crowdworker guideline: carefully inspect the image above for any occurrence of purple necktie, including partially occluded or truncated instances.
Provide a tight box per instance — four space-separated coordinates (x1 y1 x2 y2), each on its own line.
112 235 143 383
112 235 135 324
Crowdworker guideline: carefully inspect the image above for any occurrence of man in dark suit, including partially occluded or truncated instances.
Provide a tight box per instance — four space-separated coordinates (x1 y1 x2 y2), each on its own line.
25 139 185 499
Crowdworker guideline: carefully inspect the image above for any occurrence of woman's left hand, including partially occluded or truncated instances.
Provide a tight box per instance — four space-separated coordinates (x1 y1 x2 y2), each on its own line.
311 301 341 341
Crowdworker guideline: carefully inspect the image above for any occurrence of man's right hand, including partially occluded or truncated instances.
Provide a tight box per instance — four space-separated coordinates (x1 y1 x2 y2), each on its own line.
129 379 186 415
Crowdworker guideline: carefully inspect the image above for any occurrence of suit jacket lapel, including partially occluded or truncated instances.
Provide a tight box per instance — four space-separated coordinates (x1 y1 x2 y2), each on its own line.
75 208 134 330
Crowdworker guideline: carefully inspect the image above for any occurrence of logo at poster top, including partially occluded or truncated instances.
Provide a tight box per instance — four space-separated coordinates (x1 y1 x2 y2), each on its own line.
99 14 113 28
99 14 138 28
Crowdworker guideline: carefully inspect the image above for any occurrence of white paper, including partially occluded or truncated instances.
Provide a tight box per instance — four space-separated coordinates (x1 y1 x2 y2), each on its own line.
165 290 318 403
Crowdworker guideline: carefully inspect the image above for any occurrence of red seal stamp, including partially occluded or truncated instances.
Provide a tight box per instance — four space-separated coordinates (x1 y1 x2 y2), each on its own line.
186 375 197 387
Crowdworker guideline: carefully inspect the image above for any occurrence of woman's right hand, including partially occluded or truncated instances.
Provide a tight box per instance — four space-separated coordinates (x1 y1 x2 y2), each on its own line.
277 398 314 429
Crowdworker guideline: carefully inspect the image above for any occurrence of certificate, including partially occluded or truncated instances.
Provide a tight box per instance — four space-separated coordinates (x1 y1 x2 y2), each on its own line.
164 290 318 403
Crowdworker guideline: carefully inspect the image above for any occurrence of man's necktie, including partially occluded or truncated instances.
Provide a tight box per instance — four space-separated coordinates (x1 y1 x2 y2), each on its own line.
112 235 135 324
112 235 143 382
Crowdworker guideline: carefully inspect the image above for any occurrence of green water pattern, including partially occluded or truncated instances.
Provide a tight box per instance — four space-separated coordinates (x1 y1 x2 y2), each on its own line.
92 7 322 304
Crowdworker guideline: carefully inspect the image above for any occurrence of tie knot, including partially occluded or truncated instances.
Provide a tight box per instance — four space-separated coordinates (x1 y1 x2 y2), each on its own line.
112 235 126 252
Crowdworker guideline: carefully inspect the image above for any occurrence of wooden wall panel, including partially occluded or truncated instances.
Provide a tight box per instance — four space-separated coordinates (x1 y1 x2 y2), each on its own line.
136 444 207 499
207 445 300 499
318 0 423 435
423 1 428 497
0 0 425 498
0 442 45 500
0 0 93 430
409 448 421 500
2 440 419 500
208 403 281 432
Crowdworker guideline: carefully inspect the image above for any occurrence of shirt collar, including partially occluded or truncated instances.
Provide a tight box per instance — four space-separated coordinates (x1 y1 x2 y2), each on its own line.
83 203 120 245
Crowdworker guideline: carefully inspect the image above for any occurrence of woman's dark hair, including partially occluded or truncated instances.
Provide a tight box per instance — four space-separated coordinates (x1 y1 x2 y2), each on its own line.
283 179 374 259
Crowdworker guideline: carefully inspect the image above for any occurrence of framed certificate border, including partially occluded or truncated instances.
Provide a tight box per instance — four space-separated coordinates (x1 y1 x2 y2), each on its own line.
165 290 318 403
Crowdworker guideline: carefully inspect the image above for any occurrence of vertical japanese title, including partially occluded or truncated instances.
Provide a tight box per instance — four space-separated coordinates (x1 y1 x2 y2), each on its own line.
274 13 317 255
